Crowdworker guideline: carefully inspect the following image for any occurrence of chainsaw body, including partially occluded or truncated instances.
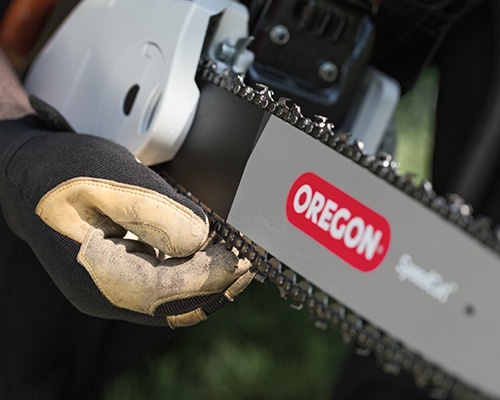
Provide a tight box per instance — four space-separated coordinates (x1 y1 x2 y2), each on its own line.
23 0 500 399
24 0 254 165
24 0 399 164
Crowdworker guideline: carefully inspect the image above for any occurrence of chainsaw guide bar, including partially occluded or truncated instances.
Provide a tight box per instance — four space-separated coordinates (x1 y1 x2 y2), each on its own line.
156 60 500 400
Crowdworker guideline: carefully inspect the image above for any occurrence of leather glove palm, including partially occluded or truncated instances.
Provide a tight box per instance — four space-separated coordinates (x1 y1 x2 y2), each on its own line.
0 115 253 327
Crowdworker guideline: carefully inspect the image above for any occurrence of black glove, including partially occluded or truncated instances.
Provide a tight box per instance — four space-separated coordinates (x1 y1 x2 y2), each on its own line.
0 113 254 328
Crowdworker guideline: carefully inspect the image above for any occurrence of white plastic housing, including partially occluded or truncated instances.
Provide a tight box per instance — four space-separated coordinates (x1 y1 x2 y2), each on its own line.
340 67 401 154
25 0 250 165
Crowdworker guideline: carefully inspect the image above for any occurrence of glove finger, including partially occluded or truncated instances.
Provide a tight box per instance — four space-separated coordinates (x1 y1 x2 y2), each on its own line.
224 269 257 301
155 243 252 300
166 270 256 329
78 225 252 316
36 177 209 257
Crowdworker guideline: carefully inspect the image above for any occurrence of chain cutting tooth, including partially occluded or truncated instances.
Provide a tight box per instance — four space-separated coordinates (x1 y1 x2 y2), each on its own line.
236 78 252 98
338 132 349 143
350 139 365 162
229 231 245 250
254 83 276 110
311 115 335 141
245 86 256 101
246 247 260 263
313 115 329 139
201 59 217 81
255 83 271 95
289 104 304 125
382 361 402 376
268 258 284 285
375 151 392 167
418 179 436 204
299 116 313 131
428 388 449 400
281 102 300 123
256 254 271 276
397 172 417 193
219 69 236 91
275 97 292 119
342 313 363 339
447 193 474 228
354 139 365 151
358 153 375 168
320 126 336 145
278 268 298 300
354 347 372 357
375 150 389 162
474 216 496 244
307 291 330 330
231 73 246 95
290 279 313 310
314 115 328 126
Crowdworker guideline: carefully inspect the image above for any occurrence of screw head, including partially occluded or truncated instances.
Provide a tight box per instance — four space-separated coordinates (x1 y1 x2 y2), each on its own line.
269 25 290 45
318 61 339 82
216 42 235 62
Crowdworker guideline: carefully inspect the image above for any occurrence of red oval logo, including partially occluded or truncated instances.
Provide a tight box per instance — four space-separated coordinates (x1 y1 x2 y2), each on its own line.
286 172 391 272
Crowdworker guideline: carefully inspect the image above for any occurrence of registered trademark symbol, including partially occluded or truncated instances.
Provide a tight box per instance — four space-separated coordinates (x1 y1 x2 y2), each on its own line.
377 245 384 254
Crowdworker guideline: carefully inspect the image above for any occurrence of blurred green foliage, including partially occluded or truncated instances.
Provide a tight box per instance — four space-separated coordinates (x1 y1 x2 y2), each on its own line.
103 282 350 400
103 68 438 400
394 66 439 183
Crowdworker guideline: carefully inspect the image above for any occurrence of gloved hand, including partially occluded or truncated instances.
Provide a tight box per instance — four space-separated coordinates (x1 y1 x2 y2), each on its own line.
0 106 254 328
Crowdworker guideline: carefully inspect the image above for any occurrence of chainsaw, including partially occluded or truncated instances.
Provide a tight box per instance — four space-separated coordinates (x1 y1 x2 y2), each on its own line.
22 0 500 398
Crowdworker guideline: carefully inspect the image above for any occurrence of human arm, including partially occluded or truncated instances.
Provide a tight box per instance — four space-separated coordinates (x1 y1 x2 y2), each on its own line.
0 48 33 119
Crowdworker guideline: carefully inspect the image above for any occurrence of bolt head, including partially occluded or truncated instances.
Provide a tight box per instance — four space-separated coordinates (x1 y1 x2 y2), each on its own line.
318 61 339 82
269 25 290 45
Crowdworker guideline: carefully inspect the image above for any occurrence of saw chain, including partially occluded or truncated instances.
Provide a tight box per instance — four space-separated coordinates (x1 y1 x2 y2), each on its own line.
156 60 499 400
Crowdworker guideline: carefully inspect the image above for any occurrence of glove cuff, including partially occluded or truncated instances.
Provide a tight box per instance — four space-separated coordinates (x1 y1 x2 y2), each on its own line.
29 95 75 133
0 95 75 176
